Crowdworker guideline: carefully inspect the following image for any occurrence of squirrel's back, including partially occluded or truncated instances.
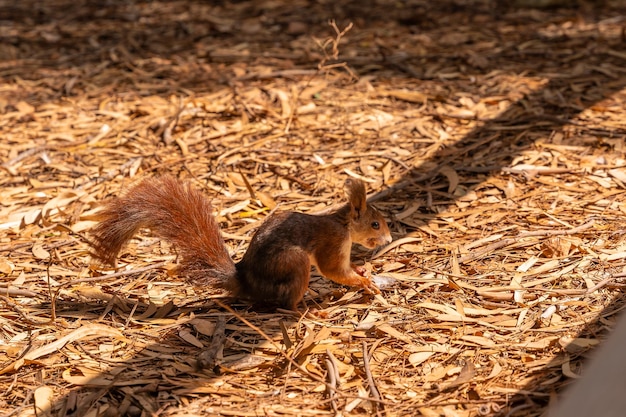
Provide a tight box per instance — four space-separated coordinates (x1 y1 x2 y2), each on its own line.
90 175 238 291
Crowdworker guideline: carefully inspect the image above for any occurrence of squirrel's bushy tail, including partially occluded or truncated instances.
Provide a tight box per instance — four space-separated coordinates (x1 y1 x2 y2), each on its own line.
90 175 238 290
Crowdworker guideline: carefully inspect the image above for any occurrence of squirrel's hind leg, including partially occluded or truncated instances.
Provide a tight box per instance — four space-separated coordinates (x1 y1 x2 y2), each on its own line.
239 248 311 310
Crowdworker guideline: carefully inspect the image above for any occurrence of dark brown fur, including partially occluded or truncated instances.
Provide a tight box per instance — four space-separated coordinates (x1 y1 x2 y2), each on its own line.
90 175 391 310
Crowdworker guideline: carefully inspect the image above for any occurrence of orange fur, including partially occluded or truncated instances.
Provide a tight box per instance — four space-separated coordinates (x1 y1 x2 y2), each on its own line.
90 175 392 310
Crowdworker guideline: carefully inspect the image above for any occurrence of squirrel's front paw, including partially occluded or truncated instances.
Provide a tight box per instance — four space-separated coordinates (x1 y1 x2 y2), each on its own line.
359 276 381 295
352 266 381 295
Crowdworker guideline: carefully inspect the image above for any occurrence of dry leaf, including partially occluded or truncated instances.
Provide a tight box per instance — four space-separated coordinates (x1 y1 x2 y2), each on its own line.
33 386 54 417
439 166 459 194
191 319 216 337
0 259 15 275
409 351 435 367
0 324 126 375
179 329 204 348
16 101 35 114
32 244 50 260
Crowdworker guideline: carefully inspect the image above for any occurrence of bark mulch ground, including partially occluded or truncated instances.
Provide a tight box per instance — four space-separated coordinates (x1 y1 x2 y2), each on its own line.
1 1 626 416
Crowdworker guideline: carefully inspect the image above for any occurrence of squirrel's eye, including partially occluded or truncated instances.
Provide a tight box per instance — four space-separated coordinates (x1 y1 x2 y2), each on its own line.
371 221 380 230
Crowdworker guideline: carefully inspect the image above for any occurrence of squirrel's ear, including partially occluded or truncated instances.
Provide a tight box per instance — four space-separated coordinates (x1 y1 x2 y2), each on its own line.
344 179 367 220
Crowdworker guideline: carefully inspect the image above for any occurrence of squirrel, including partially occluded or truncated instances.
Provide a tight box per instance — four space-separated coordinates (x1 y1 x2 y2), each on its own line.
89 175 392 310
